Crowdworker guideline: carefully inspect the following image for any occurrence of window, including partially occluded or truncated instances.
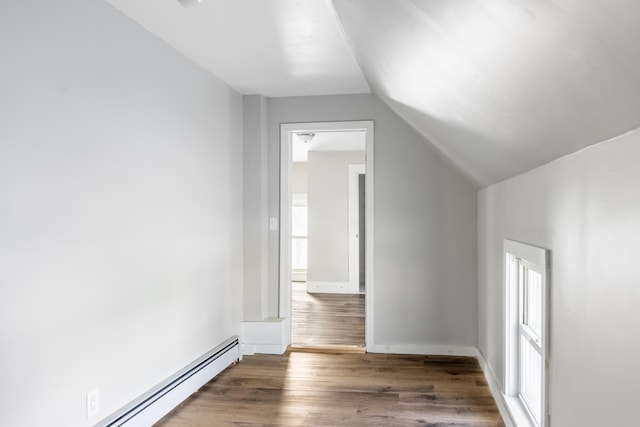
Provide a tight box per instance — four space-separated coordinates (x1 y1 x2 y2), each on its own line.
504 240 549 427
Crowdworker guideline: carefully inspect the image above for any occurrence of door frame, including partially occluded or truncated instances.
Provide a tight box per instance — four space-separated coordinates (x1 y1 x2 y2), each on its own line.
279 121 374 351
348 164 366 291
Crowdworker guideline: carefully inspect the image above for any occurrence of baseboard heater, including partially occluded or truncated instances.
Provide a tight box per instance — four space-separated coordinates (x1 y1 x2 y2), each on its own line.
96 336 241 427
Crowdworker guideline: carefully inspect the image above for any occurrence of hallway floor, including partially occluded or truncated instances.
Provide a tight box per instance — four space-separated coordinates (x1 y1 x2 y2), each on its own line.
156 351 505 426
291 282 365 349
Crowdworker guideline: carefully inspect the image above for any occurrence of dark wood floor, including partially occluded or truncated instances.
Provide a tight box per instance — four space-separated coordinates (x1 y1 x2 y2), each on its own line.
156 351 504 427
291 282 365 349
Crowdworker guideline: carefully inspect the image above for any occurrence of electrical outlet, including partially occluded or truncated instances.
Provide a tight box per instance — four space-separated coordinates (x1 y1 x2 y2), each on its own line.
87 389 99 419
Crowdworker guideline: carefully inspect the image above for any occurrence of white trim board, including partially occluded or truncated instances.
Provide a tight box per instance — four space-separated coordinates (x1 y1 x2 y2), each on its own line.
306 281 359 294
241 318 288 355
291 269 307 282
368 344 478 357
476 351 517 427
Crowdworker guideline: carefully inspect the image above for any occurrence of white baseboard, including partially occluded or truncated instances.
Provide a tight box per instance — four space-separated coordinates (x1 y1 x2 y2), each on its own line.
476 351 516 427
306 281 359 294
242 344 286 355
241 318 288 355
292 270 306 282
368 343 478 357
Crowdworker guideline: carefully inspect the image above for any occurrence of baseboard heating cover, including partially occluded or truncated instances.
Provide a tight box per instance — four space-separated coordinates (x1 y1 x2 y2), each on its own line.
96 336 241 427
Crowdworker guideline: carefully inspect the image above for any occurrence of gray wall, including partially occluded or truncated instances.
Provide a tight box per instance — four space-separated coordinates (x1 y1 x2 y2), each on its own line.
478 130 640 426
243 95 269 321
0 1 243 426
307 151 365 283
266 95 478 348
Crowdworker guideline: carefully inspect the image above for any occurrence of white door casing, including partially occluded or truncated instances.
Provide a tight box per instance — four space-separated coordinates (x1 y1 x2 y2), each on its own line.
279 121 374 351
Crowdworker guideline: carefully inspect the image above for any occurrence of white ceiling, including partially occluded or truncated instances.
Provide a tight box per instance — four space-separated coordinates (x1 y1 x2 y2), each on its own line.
332 0 640 186
104 0 369 97
105 0 640 187
292 130 366 163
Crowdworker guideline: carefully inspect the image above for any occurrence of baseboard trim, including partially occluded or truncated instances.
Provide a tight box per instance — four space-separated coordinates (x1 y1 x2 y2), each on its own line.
368 343 478 357
306 281 359 294
289 344 366 354
476 350 516 427
241 318 288 355
291 270 306 282
242 344 285 355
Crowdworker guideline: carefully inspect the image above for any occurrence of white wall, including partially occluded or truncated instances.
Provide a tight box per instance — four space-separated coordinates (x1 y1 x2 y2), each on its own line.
292 162 308 194
478 130 640 426
0 1 243 426
307 151 364 284
267 95 477 350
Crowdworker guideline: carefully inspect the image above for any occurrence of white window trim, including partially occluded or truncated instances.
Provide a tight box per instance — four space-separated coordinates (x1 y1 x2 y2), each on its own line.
504 239 550 427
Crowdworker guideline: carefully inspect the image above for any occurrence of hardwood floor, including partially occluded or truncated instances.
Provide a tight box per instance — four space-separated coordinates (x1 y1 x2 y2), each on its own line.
156 285 503 426
291 282 365 349
156 351 504 427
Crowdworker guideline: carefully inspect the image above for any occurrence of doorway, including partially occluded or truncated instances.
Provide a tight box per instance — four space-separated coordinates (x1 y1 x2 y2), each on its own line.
279 121 374 351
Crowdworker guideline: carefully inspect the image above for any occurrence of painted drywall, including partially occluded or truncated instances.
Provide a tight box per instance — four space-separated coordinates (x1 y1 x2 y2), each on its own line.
478 129 640 426
292 162 308 194
242 95 270 321
104 0 370 97
266 95 477 349
307 151 364 284
332 0 640 187
0 1 242 426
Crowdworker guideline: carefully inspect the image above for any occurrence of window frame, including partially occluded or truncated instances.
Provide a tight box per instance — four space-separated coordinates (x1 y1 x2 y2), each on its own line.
504 239 550 427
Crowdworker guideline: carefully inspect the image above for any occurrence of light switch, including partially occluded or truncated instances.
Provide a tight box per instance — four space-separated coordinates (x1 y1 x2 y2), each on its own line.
269 217 278 231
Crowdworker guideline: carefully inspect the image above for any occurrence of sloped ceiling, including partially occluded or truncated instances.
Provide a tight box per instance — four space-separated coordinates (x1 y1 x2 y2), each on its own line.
332 0 640 186
105 0 640 187
104 0 369 96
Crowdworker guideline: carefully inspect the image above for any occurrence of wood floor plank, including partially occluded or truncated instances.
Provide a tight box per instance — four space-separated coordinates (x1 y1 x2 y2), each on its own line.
291 282 365 348
156 352 504 427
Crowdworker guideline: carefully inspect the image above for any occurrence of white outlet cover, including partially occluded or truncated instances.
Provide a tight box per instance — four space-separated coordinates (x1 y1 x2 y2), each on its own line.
87 389 99 419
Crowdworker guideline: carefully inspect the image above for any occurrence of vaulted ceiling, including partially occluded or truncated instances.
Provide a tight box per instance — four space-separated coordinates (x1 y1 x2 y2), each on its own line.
105 0 640 187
